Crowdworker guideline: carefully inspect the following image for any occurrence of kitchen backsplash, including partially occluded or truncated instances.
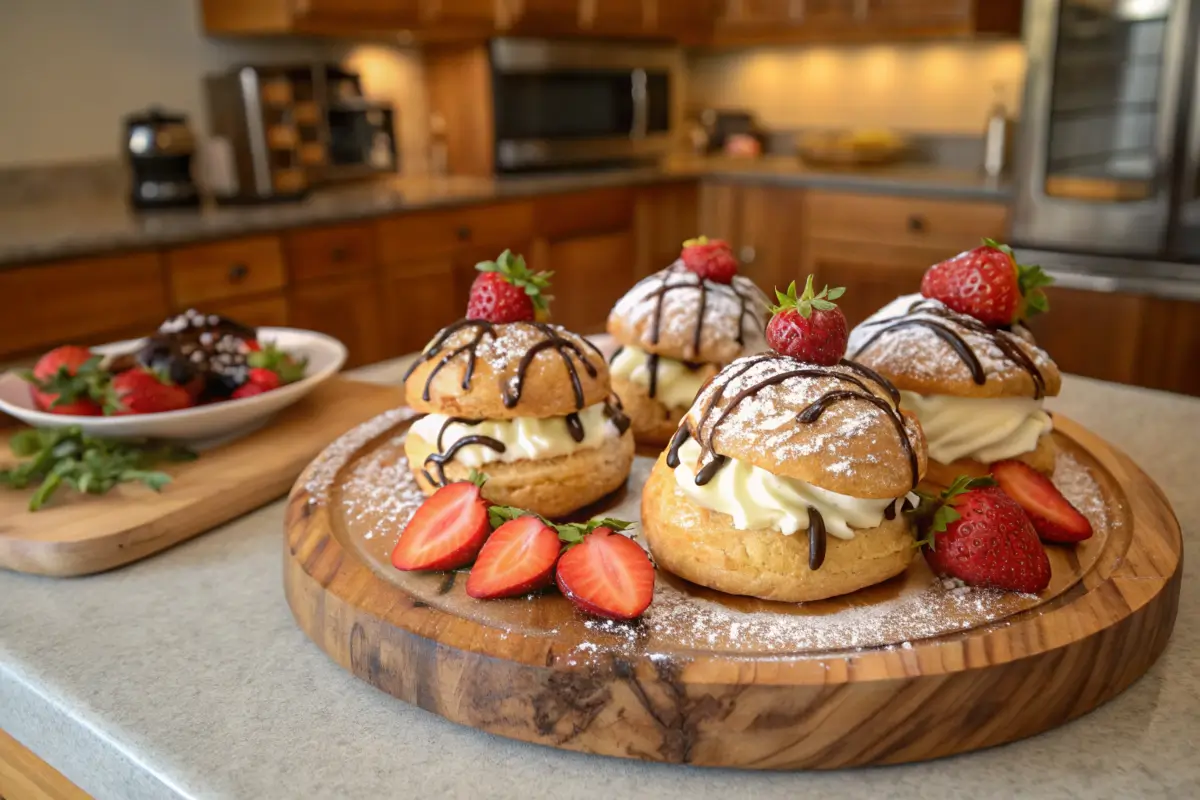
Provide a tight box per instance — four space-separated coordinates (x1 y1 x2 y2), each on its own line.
687 41 1026 134
0 0 430 172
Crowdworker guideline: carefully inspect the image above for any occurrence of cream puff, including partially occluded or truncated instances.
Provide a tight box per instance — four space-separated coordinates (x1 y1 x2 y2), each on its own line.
606 237 770 445
403 252 634 518
640 352 928 603
847 294 1062 480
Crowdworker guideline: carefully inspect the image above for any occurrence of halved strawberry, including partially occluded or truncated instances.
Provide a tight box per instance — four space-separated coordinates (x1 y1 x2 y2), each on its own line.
465 514 560 599
555 526 655 621
992 460 1093 543
392 478 490 571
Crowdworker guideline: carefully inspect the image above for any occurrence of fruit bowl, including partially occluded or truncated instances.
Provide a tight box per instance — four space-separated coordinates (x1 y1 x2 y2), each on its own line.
0 328 347 443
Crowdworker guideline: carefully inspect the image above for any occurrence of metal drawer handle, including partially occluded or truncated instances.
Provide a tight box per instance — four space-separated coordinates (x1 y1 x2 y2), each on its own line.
456 226 472 242
907 215 927 233
228 263 249 281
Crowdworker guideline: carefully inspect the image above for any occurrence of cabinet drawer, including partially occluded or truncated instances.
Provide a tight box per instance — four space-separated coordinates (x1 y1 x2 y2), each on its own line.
534 188 636 240
167 236 286 307
205 294 290 329
805 191 1009 252
286 223 375 283
377 202 535 264
0 252 169 357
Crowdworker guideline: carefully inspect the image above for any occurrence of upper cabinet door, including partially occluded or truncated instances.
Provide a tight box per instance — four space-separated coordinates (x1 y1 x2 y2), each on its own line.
292 0 422 26
508 0 584 34
649 0 717 42
580 0 649 35
421 0 498 31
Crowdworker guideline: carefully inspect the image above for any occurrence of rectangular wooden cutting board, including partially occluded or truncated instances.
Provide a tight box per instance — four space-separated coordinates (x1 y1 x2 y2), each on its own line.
0 378 405 577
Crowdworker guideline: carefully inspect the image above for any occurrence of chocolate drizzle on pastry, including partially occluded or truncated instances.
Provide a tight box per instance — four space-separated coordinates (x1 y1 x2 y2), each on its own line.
404 319 602 411
665 353 921 571
645 264 765 358
419 398 630 487
851 299 1047 399
609 344 708 401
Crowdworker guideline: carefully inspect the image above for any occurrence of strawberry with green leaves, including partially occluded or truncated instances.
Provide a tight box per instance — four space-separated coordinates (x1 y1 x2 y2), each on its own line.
915 475 1051 594
921 239 1054 327
766 276 848 366
468 250 553 324
20 346 108 416
680 236 739 285
108 368 194 415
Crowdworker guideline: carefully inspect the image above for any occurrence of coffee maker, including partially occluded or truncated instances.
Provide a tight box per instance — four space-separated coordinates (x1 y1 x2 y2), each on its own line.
124 107 201 211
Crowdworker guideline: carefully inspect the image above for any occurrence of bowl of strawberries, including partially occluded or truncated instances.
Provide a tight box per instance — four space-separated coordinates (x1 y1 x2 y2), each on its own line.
0 310 347 443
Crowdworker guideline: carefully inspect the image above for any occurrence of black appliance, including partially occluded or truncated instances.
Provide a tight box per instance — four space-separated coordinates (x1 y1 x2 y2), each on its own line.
124 107 201 211
489 39 675 173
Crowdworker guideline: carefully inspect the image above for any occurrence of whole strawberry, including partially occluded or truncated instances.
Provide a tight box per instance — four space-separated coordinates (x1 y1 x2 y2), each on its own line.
917 475 1051 594
467 250 553 324
680 236 738 284
921 239 1053 327
21 346 106 416
765 276 848 366
108 368 193 415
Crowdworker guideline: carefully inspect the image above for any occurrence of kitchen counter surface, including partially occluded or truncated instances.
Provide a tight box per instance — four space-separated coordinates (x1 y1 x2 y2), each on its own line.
1 360 1197 800
0 158 1010 267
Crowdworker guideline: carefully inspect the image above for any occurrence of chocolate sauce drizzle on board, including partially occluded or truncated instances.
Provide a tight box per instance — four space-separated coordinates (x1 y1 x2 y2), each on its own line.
665 354 921 571
851 299 1047 399
402 319 602 410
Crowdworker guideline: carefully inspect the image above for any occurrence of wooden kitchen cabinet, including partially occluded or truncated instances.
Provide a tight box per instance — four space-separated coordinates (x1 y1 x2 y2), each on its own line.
289 274 388 368
698 182 804 294
202 0 422 35
1022 287 1148 388
548 230 638 332
285 222 375 283
635 181 700 278
204 294 291 329
801 239 931 327
166 236 287 308
0 252 169 359
381 259 461 355
1137 297 1200 397
508 0 584 34
582 0 649 35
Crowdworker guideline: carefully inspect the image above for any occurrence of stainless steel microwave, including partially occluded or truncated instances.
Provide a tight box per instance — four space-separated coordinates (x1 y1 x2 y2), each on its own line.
490 39 676 173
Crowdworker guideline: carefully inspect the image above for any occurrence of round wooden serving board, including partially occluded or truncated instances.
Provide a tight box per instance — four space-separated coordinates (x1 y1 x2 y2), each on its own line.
284 409 1182 769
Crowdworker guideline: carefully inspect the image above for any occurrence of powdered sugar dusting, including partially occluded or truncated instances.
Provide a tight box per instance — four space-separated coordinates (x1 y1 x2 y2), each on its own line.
303 408 417 501
612 264 769 360
420 321 601 378
342 436 428 540
1053 450 1111 532
847 293 1056 387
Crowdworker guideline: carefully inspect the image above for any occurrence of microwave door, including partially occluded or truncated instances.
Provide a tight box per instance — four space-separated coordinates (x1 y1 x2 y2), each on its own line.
1167 0 1200 259
1012 0 1189 257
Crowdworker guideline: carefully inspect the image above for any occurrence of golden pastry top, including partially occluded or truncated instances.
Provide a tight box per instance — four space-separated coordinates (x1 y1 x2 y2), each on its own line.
847 295 1062 399
668 353 928 499
607 263 769 364
403 320 611 419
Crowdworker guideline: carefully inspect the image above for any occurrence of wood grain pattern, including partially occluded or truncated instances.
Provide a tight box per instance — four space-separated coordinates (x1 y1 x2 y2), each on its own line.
289 275 388 369
0 252 169 360
424 45 495 177
0 380 404 577
166 236 287 307
285 222 376 284
0 728 89 800
283 412 1181 769
803 190 1009 252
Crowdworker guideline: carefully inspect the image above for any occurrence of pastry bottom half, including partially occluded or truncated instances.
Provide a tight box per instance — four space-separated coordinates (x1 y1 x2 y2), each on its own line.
405 429 635 519
923 431 1057 488
640 456 916 603
611 376 691 448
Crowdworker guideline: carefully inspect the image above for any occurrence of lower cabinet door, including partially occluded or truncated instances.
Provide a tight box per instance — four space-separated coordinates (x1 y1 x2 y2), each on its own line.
289 274 387 368
382 259 461 358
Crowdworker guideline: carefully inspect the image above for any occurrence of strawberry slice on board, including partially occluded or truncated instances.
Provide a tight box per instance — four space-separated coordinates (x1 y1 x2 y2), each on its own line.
465 513 561 599
555 522 655 621
992 459 1094 544
392 474 491 571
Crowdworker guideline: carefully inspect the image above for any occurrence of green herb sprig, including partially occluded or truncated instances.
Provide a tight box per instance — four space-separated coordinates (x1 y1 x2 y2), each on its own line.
0 426 197 511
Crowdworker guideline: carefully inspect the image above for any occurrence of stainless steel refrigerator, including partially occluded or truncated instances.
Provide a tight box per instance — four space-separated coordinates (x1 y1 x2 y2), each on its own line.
1012 0 1200 299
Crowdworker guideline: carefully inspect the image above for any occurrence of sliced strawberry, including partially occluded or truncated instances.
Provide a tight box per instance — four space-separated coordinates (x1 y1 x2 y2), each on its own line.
246 367 281 390
555 527 655 621
108 369 193 415
992 460 1093 543
392 480 491 571
465 515 560 599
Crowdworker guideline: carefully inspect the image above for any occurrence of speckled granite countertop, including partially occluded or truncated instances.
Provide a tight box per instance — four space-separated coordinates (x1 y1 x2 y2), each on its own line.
0 359 1195 800
0 158 1010 267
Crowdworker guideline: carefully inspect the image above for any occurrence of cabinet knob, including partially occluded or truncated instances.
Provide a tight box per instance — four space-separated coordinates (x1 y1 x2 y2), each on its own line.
330 246 348 262
907 215 927 233
456 226 472 242
739 245 757 265
228 263 249 282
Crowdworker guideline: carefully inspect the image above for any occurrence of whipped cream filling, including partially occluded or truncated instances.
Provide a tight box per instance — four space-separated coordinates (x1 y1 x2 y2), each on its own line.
609 345 709 409
411 402 620 467
900 390 1052 464
671 439 914 539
